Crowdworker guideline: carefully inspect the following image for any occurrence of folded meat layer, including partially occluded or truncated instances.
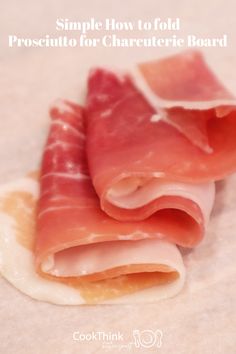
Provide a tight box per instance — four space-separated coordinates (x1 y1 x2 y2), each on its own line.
85 64 226 245
133 50 236 152
0 174 185 304
31 100 186 302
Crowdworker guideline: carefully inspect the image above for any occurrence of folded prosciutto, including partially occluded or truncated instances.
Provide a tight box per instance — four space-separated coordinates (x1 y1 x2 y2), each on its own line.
133 50 236 153
0 173 185 304
85 51 236 246
14 99 184 304
1 50 234 305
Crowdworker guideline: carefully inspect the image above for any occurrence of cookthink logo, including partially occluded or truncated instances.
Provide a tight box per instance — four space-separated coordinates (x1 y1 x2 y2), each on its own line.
73 328 163 350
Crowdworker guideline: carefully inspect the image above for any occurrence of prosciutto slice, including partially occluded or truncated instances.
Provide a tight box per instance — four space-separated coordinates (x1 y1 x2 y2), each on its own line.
85 64 221 246
32 100 185 303
0 174 185 304
133 50 236 153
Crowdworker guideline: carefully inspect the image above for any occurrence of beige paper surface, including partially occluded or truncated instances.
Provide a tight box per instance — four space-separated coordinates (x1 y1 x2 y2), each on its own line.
1 0 236 353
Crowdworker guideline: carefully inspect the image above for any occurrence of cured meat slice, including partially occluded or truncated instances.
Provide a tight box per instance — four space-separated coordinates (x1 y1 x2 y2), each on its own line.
0 174 185 304
135 51 234 106
132 50 236 152
86 67 217 246
23 100 185 303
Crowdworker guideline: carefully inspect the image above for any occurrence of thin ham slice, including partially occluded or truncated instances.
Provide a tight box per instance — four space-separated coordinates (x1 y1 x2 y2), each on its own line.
133 50 236 153
32 100 186 303
0 174 185 304
85 66 221 246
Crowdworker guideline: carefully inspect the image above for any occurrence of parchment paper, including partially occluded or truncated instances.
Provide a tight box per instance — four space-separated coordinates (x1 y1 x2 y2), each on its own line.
0 1 235 353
